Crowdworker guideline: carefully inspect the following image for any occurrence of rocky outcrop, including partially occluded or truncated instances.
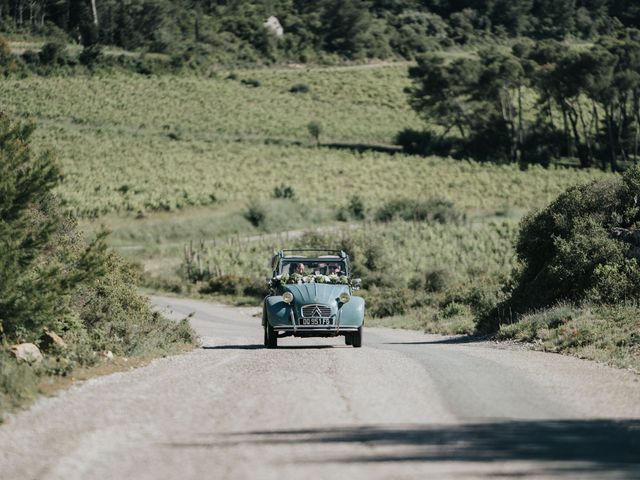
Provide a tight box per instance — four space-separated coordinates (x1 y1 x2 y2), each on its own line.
10 343 43 364
264 16 284 36
40 330 67 351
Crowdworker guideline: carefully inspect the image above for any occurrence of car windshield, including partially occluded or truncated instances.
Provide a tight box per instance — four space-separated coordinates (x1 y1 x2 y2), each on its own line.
281 260 346 276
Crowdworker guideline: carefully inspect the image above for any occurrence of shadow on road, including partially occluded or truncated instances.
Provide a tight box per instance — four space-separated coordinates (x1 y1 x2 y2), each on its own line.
383 335 489 346
201 344 338 350
167 420 640 477
201 345 264 350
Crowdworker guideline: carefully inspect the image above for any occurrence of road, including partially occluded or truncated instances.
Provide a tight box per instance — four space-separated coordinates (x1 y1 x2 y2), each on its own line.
1 295 640 480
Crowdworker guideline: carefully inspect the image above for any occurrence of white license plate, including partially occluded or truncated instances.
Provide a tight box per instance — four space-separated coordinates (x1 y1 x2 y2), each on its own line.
301 317 333 326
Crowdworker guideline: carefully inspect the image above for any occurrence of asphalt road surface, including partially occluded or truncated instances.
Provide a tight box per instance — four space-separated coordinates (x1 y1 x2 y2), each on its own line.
1 295 640 480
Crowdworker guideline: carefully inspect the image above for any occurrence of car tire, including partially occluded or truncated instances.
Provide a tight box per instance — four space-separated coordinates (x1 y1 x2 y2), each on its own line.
352 327 363 348
264 323 278 349
345 334 353 346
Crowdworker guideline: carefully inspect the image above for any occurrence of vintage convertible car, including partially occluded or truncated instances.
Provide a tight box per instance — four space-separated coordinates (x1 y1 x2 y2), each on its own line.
263 249 365 348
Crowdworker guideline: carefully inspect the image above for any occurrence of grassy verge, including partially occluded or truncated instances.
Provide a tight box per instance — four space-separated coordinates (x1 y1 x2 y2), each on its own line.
367 305 475 335
497 304 640 372
0 304 197 420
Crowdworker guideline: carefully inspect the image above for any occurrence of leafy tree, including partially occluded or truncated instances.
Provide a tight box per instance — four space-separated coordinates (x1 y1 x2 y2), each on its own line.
307 121 322 145
407 54 480 140
0 114 106 340
488 0 533 37
532 0 577 39
39 41 68 66
473 49 528 162
320 0 373 58
388 11 448 57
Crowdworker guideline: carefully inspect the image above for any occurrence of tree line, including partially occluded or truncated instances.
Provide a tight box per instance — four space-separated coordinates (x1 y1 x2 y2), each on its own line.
403 29 640 171
0 1 639 62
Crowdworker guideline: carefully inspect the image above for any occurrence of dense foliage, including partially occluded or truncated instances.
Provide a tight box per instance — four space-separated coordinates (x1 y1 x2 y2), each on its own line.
1 1 639 63
405 30 640 170
0 113 195 414
480 166 640 332
0 113 104 339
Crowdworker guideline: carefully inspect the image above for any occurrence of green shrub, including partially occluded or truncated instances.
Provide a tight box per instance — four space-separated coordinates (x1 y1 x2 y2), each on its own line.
39 41 68 66
289 83 310 93
438 302 470 319
73 252 197 358
141 274 187 294
200 274 265 298
348 195 366 220
244 200 266 227
336 195 366 221
241 78 261 87
444 281 502 319
410 268 454 293
307 121 322 145
21 49 39 65
376 197 461 224
273 184 296 199
366 286 412 318
78 45 104 68
394 129 453 156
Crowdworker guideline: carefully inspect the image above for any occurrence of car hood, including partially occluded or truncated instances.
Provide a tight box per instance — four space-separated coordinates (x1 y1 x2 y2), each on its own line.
284 283 348 306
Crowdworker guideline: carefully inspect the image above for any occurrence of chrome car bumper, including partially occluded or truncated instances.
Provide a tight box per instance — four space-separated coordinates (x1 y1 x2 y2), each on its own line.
273 325 360 332
271 308 358 334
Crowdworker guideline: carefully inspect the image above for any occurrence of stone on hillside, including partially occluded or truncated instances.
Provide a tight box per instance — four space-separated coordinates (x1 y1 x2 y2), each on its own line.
10 343 43 364
264 16 284 36
40 330 67 350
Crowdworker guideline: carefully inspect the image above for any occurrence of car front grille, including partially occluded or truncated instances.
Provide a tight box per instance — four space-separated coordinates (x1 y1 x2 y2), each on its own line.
301 304 332 318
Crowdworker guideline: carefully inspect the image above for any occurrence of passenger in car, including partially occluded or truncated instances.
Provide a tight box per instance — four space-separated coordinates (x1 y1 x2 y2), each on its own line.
291 263 305 274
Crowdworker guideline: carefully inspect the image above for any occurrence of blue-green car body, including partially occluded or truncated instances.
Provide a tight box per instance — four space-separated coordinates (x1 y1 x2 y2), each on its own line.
263 250 365 348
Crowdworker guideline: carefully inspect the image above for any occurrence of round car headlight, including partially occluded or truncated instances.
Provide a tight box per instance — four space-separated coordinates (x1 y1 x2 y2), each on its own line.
339 292 350 304
282 291 294 304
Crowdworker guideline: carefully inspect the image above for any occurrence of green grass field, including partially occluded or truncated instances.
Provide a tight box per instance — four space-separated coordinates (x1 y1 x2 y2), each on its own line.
0 66 608 217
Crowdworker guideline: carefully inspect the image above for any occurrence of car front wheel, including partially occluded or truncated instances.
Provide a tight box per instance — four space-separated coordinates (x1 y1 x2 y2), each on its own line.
264 323 278 349
345 334 353 346
351 327 362 348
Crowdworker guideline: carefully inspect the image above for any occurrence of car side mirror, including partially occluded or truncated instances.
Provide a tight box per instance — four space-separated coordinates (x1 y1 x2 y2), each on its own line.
352 278 362 290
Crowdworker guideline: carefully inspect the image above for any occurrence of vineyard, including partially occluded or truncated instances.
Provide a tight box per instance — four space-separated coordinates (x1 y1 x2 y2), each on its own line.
0 66 609 218
178 219 520 281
